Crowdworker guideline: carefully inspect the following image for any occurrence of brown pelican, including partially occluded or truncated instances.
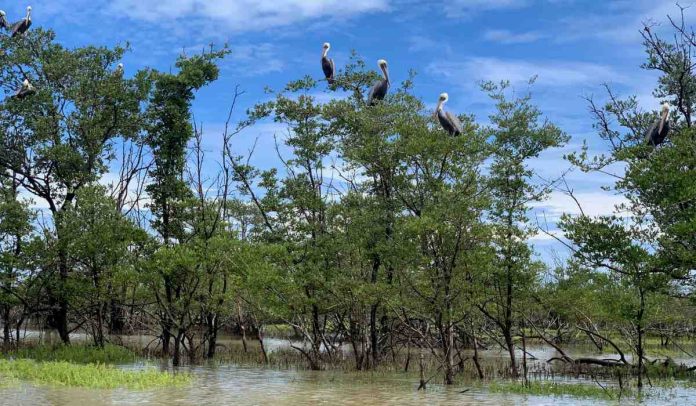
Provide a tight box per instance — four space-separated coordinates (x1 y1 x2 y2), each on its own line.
13 79 35 99
116 63 124 76
367 59 389 106
436 93 462 136
321 43 335 84
645 102 670 146
0 11 9 30
10 6 31 38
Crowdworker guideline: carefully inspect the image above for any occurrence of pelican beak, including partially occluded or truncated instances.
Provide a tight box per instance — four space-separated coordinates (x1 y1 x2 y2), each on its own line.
658 105 669 133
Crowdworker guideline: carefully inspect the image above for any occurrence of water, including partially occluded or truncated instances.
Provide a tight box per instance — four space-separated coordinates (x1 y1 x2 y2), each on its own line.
2 332 696 405
2 363 695 405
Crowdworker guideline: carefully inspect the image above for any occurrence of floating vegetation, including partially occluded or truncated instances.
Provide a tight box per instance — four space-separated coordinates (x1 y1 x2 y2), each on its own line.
486 381 634 400
0 359 191 389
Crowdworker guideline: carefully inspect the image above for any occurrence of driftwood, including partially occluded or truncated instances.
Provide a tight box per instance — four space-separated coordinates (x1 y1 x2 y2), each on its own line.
525 317 628 368
575 325 629 365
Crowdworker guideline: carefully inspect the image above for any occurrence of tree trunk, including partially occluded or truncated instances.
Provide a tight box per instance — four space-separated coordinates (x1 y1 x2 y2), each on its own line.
51 257 71 344
522 329 529 387
207 325 218 359
369 302 379 367
2 305 10 347
162 324 171 355
206 312 218 359
173 331 183 366
257 324 268 364
443 323 455 384
472 334 484 380
504 328 517 377
94 303 105 348
637 288 645 390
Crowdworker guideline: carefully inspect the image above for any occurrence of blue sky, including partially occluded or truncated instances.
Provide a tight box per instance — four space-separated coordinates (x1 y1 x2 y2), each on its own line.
4 0 685 263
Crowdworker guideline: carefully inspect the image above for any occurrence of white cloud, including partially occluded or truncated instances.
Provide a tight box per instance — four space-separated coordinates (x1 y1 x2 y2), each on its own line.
557 0 693 44
532 191 630 219
427 57 624 88
483 29 544 44
108 0 390 32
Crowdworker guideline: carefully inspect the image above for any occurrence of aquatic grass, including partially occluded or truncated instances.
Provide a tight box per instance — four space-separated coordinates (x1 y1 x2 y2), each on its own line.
0 359 191 389
5 343 137 364
486 381 634 400
0 375 19 388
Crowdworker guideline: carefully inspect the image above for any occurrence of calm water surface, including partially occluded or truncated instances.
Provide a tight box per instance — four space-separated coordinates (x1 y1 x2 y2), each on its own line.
2 332 695 405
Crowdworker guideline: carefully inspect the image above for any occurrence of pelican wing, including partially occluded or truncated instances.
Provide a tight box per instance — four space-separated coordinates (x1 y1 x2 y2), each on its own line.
321 57 333 79
368 80 388 105
10 18 30 37
644 120 659 146
445 111 463 135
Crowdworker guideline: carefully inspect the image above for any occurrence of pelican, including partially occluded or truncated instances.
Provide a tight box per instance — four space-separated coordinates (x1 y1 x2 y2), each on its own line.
13 79 35 99
367 59 389 106
321 43 335 84
645 102 670 146
0 11 9 30
436 93 463 136
115 63 124 76
10 6 32 38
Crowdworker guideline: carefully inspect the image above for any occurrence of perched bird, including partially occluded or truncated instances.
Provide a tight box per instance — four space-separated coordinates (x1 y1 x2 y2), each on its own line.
367 59 389 106
10 6 32 38
321 43 335 84
13 78 35 99
0 10 9 30
115 63 124 76
645 102 670 146
435 93 463 136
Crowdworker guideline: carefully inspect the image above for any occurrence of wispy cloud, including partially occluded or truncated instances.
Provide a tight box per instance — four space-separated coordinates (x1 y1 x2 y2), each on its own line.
224 43 285 77
427 57 624 88
443 0 531 18
408 35 452 53
108 0 390 32
556 0 691 44
483 29 545 44
532 191 630 219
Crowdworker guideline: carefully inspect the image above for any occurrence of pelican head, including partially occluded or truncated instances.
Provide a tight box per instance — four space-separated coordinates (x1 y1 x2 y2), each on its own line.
436 92 449 112
23 79 29 86
322 42 330 57
117 63 124 69
27 6 32 14
378 59 388 68
323 42 330 50
0 10 6 17
660 102 670 122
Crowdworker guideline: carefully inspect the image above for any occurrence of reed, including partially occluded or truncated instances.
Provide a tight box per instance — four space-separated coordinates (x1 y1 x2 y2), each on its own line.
486 381 633 400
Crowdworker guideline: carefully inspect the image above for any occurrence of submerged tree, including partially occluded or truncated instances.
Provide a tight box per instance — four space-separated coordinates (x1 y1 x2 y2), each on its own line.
0 29 151 343
144 48 227 359
478 80 567 376
0 171 34 346
561 8 696 388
